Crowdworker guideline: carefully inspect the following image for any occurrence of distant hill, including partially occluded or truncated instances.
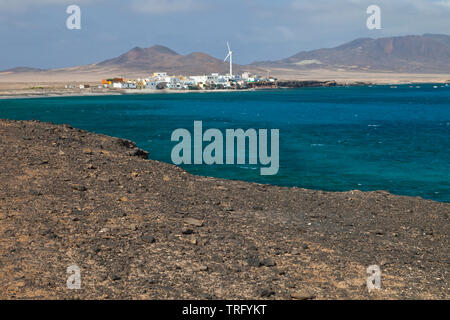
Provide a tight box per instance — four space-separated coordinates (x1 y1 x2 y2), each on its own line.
252 34 450 73
95 45 247 75
0 45 252 77
2 35 449 81
1 67 45 73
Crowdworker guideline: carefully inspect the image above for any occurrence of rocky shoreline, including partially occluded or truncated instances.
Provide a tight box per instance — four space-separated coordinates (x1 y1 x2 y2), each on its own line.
0 119 448 299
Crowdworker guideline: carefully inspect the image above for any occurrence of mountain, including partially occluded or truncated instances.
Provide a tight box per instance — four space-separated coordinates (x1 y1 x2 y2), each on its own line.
95 45 245 75
97 45 179 68
2 35 449 81
253 34 450 73
0 45 252 79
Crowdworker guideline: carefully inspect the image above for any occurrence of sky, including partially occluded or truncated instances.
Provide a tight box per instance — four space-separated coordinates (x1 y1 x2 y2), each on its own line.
1 0 449 69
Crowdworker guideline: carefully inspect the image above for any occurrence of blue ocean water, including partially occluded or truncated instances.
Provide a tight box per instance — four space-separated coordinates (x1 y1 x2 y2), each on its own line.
1 84 449 202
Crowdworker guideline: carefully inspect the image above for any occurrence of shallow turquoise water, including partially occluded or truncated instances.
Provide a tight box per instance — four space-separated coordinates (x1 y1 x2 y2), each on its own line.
1 84 449 202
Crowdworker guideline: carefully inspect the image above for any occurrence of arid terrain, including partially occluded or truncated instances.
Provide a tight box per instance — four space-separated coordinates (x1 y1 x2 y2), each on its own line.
0 119 448 299
0 70 449 100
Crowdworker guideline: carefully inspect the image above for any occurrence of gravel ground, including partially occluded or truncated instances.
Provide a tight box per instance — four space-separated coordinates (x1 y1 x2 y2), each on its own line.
0 119 448 299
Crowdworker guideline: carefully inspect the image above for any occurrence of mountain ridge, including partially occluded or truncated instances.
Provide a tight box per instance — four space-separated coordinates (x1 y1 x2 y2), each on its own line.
2 34 450 75
252 34 450 73
94 44 243 75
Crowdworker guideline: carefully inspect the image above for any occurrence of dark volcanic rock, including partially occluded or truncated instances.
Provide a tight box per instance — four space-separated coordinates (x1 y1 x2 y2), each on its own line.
0 119 448 300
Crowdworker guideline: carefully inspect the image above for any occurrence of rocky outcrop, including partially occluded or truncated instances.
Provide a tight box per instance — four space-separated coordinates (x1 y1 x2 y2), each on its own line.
0 119 448 299
276 80 338 88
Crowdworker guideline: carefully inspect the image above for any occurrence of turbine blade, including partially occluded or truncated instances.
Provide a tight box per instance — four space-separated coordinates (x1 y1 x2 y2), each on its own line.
227 41 231 52
224 53 230 61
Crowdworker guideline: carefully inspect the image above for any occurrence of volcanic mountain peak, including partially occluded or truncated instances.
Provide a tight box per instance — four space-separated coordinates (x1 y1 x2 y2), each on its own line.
91 44 243 75
145 45 180 55
97 44 180 67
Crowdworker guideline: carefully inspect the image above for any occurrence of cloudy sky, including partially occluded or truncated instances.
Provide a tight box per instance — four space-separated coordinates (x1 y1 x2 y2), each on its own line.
1 0 449 69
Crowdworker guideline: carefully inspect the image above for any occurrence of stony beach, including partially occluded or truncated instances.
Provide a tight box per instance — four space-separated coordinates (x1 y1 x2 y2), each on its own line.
0 119 448 299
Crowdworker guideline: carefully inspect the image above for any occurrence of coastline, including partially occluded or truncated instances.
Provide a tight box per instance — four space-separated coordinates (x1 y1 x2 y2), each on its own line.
0 119 448 299
0 79 448 100
0 87 256 100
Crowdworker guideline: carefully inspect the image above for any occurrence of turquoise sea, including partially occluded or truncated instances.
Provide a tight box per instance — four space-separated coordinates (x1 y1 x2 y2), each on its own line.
1 84 449 202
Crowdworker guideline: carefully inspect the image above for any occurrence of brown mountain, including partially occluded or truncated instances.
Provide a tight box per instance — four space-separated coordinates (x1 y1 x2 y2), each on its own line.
0 45 253 80
95 45 246 75
253 34 450 73
1 36 449 83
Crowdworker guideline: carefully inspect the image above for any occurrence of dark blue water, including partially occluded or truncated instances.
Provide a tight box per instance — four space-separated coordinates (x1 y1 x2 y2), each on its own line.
1 84 449 202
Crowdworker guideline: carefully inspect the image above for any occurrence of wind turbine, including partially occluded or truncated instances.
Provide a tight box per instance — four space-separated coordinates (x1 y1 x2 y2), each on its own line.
224 41 233 77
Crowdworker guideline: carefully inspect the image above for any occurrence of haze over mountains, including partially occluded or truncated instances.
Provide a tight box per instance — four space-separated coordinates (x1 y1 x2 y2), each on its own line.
1 34 450 81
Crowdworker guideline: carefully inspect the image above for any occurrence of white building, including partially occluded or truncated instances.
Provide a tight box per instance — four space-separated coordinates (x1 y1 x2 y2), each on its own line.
190 75 208 85
145 81 158 90
112 82 124 89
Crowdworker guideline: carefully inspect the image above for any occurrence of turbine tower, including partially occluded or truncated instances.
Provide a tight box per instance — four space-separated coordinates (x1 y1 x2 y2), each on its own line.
224 41 233 77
